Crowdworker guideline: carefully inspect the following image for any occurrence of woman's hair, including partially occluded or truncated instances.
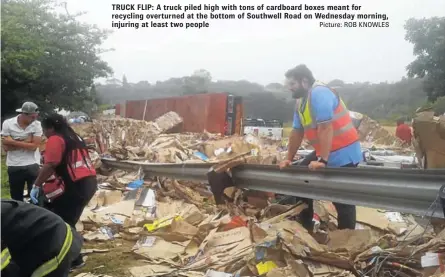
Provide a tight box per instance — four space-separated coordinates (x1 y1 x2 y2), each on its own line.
41 113 91 176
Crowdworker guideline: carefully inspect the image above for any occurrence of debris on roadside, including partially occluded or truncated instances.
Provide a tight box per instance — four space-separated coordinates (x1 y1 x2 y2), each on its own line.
76 180 445 277
64 111 419 168
353 112 406 148
412 111 445 168
62 113 444 277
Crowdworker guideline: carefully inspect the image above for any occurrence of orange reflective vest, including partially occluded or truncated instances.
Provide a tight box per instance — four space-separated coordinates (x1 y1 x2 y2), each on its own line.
296 84 359 156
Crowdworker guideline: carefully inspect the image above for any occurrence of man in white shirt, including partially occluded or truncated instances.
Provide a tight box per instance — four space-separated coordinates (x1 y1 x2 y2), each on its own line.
1 102 42 201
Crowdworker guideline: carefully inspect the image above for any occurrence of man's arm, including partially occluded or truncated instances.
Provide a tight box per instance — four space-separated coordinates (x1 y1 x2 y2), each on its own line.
1 120 11 138
316 123 333 161
2 122 42 151
1 121 13 152
287 112 305 161
2 136 41 151
311 87 335 161
287 129 304 161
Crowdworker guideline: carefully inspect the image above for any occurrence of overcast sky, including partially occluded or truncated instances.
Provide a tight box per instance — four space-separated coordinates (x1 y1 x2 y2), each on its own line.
63 0 445 85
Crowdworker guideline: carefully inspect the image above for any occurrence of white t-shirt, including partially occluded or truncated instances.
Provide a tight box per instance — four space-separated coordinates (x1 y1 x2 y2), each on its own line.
1 116 42 166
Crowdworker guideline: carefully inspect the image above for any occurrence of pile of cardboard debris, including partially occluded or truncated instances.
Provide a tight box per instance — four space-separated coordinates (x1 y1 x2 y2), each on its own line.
76 167 445 277
350 111 413 156
74 173 445 277
77 112 283 165
66 112 444 277
353 112 403 147
79 111 412 165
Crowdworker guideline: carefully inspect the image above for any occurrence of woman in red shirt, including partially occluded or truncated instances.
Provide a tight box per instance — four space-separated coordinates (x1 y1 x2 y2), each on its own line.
31 113 97 269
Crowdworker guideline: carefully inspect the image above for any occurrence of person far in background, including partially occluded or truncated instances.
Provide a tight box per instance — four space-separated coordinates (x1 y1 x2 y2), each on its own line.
279 64 362 232
31 113 98 270
395 118 413 146
1 102 42 201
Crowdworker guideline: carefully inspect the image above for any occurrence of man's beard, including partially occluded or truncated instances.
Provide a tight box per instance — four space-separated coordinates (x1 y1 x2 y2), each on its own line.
292 88 307 99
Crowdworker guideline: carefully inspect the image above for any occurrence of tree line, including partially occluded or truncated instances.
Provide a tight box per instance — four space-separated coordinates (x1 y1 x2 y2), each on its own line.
1 0 445 121
96 72 432 122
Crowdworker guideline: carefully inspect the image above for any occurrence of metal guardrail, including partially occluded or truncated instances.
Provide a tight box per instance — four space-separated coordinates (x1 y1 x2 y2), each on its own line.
101 158 445 218
358 161 419 169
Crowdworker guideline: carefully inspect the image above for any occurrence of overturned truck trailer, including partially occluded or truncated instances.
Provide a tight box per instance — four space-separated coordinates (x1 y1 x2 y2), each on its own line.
115 93 243 136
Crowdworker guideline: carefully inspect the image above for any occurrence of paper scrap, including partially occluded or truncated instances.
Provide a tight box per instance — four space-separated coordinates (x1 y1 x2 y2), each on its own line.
385 212 405 223
110 215 124 225
144 215 182 232
99 227 114 240
256 261 277 275
133 236 157 250
421 252 441 268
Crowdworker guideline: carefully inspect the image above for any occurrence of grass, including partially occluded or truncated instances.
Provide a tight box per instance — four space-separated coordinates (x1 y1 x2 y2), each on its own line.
283 122 292 137
1 155 10 199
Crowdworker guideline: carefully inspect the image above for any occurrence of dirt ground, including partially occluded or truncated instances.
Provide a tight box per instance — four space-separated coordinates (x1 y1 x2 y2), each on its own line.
71 240 146 277
382 125 397 134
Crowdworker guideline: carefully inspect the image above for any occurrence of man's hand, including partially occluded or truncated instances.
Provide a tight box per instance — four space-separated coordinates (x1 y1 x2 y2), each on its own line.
1 136 14 144
308 161 326 170
2 136 16 151
279 159 292 169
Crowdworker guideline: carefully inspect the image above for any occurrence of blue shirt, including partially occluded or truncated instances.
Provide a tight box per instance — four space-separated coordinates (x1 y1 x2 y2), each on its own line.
293 86 363 167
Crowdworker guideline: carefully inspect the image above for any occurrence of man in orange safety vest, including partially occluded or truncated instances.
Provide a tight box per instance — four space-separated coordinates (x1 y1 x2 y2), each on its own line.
279 64 362 232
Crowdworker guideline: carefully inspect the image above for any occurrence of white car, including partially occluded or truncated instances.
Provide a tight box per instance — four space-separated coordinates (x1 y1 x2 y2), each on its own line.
243 118 283 141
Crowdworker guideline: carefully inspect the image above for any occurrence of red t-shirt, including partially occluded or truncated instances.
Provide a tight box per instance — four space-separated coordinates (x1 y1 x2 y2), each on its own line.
396 124 412 144
44 135 96 182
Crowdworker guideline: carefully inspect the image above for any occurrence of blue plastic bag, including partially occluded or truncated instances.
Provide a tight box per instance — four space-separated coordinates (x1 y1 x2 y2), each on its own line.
127 179 144 190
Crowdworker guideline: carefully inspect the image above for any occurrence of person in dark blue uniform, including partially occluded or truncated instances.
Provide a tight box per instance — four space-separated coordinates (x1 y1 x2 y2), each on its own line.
1 199 82 277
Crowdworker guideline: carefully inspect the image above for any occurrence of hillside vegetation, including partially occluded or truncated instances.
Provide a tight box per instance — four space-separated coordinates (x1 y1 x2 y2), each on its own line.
96 75 433 122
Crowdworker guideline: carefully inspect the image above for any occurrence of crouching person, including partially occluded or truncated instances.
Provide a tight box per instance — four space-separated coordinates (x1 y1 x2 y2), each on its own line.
1 199 82 277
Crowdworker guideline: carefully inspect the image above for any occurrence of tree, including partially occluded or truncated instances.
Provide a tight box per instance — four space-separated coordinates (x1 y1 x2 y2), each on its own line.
328 79 345 87
122 74 129 87
432 96 445 115
1 0 113 117
192 69 212 81
182 69 212 95
265 83 284 92
106 78 122 86
404 17 445 101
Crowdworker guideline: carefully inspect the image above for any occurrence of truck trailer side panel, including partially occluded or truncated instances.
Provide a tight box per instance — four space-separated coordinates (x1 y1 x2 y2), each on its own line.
123 93 229 134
